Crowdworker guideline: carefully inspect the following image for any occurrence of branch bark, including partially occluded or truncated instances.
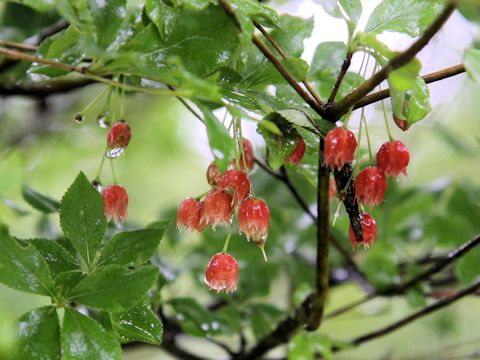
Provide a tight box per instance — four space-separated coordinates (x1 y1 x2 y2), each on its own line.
328 4 456 118
354 63 466 109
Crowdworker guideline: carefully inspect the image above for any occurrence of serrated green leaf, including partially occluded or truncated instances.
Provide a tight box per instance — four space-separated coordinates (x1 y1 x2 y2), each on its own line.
269 15 314 58
143 2 239 78
69 265 158 311
60 172 106 267
26 238 79 279
21 185 60 214
97 225 169 267
276 109 317 132
62 309 121 360
54 270 84 297
464 48 480 83
110 298 163 345
365 0 444 37
455 247 480 285
0 225 55 297
9 306 60 360
88 0 126 49
197 105 235 171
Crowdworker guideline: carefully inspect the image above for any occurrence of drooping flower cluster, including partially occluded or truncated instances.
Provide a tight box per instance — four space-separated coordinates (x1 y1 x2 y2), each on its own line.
176 139 270 293
323 125 410 250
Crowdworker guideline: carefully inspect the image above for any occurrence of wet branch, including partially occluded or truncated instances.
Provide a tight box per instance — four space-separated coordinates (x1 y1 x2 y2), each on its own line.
344 279 480 349
329 4 456 118
326 234 480 319
328 52 353 103
354 63 466 109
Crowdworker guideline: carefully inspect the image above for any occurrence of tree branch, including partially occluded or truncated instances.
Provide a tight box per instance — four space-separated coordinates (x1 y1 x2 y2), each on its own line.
218 0 325 120
253 21 324 106
354 63 466 109
329 4 456 118
328 52 353 103
326 234 480 319
0 78 95 97
344 279 480 349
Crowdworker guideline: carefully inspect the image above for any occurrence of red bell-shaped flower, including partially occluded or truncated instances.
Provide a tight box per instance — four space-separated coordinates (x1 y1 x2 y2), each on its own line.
349 213 377 249
238 197 270 246
217 169 251 204
288 137 306 167
239 139 255 171
354 166 387 207
324 127 357 169
102 184 128 223
206 161 222 187
203 190 234 229
107 121 131 149
205 253 239 293
376 140 410 177
177 197 205 232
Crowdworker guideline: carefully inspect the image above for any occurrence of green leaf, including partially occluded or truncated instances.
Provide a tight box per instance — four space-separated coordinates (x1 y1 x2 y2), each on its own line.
62 309 121 360
0 225 55 296
98 225 169 267
13 0 54 12
69 265 158 311
21 185 60 214
309 41 347 80
464 48 480 83
54 270 84 297
110 298 163 345
288 332 333 360
26 239 79 279
248 304 285 340
257 113 300 169
225 0 278 37
198 105 235 172
277 109 317 132
30 26 83 77
169 298 223 337
60 172 106 266
365 0 444 37
143 2 239 78
10 306 60 360
269 15 314 58
315 0 362 25
455 248 480 285
389 76 431 129
88 0 126 49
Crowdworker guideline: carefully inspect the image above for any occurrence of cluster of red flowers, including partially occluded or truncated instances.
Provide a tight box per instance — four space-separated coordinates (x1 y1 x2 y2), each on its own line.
177 139 271 293
100 121 131 223
324 127 410 249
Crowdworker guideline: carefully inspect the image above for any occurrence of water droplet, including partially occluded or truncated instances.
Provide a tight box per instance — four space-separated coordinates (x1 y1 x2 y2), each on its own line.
105 147 125 158
211 321 220 331
91 179 102 192
177 313 185 321
200 323 210 331
74 113 84 123
96 114 110 128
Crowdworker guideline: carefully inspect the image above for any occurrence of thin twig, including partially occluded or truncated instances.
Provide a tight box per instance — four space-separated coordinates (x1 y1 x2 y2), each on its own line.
0 40 37 51
345 279 480 349
328 52 353 103
330 4 456 118
354 63 466 109
326 234 480 319
0 47 187 97
253 21 324 106
0 78 95 97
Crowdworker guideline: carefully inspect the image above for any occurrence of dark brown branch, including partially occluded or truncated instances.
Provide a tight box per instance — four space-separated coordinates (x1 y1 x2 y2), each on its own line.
0 40 37 51
326 234 480 319
0 78 95 97
354 63 466 109
328 52 353 103
305 140 330 330
218 0 325 120
253 21 324 106
346 279 480 349
329 4 456 118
